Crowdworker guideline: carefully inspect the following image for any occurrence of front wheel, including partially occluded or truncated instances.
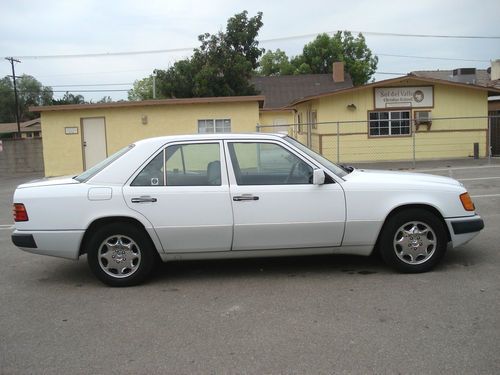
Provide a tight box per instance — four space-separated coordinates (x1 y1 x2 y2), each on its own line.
379 209 448 273
87 223 157 286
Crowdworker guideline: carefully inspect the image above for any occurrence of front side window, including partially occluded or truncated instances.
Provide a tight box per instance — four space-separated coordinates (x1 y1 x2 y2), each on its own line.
198 119 231 133
228 142 313 185
369 111 411 136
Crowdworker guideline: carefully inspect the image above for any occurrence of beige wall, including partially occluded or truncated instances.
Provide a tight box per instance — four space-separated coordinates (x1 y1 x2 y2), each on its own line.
41 101 260 176
258 110 295 132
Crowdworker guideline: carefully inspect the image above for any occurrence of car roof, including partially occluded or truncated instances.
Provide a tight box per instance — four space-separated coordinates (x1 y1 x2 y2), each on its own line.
133 133 287 147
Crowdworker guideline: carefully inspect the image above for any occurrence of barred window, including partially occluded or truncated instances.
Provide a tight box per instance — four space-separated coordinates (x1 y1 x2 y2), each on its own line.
369 111 411 136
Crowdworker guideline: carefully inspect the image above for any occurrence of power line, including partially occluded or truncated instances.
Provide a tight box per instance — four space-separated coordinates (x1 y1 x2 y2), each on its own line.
377 53 489 63
7 30 500 60
19 89 131 93
49 82 133 87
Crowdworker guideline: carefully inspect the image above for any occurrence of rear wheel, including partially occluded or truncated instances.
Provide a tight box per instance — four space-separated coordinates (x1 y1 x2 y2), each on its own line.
379 209 447 273
87 223 157 286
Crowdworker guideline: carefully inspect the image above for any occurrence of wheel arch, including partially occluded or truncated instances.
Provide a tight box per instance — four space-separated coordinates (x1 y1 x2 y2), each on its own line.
79 216 161 257
373 203 451 254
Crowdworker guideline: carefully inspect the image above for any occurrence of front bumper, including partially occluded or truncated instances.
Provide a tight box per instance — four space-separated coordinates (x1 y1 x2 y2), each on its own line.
445 215 484 248
451 218 484 234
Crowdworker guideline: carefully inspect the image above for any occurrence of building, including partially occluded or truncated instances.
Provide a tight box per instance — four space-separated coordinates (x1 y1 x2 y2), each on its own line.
411 61 500 156
32 96 263 176
253 63 352 130
0 118 41 139
289 72 500 162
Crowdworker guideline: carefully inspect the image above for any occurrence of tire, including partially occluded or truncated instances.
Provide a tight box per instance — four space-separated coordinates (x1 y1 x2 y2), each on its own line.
86 222 157 287
379 209 447 273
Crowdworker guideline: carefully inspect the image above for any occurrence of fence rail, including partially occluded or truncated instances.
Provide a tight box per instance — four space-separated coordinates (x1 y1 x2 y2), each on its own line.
257 115 499 168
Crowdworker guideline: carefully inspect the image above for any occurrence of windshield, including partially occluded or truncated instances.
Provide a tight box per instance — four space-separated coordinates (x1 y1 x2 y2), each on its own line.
74 144 134 182
284 136 348 178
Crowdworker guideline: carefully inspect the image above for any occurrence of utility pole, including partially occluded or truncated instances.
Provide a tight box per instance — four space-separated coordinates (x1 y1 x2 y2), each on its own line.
5 57 21 138
152 71 157 99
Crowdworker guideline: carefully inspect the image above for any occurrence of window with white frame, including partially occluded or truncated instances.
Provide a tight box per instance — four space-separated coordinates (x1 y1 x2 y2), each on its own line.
369 110 411 136
198 119 231 133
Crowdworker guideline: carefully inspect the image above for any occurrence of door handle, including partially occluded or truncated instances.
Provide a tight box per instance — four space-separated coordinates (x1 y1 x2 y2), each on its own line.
131 196 157 203
233 195 259 201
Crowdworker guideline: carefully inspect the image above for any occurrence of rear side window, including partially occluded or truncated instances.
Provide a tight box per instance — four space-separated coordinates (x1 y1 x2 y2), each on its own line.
131 151 164 186
131 143 221 186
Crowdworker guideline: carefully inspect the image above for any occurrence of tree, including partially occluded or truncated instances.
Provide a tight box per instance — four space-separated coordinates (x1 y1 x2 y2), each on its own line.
0 77 15 122
294 32 377 85
96 95 114 103
0 75 54 122
258 32 378 85
128 11 264 100
52 92 86 105
128 76 155 101
258 49 295 76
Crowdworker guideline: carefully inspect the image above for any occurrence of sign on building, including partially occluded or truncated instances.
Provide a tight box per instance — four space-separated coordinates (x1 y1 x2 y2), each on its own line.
374 86 433 108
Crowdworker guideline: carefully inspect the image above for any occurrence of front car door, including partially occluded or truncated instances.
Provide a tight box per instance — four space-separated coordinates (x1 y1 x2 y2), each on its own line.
225 139 346 251
122 140 233 253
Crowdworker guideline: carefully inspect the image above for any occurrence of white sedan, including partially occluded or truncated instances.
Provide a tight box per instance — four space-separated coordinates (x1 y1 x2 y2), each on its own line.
12 134 484 286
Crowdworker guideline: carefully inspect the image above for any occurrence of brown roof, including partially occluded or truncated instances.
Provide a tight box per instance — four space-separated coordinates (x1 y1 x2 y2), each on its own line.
290 74 500 106
411 69 500 91
251 74 353 109
30 95 265 112
0 118 41 134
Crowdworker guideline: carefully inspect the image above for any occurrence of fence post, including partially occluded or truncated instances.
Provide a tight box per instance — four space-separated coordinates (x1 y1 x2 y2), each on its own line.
412 119 416 169
256 123 260 132
336 122 340 164
488 116 492 163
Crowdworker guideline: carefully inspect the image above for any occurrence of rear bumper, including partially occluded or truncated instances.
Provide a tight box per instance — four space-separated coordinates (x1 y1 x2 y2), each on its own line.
12 233 37 248
11 229 84 260
445 215 484 248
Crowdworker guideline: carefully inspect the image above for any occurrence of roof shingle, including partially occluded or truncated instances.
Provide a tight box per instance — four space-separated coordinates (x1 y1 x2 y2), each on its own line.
251 73 353 109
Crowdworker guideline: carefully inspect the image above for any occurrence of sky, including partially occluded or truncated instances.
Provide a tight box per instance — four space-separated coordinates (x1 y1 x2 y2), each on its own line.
1 0 499 102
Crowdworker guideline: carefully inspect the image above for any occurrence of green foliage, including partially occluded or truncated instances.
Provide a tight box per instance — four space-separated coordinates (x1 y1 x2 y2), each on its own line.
128 76 155 101
0 75 54 122
259 32 378 85
52 92 86 105
129 11 264 100
257 49 295 76
0 77 15 122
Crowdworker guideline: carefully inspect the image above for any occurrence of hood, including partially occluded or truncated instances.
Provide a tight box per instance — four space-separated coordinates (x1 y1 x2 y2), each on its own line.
343 169 463 189
17 175 80 189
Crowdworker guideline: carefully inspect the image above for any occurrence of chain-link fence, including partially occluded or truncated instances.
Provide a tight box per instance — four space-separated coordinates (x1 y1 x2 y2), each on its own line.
257 115 499 168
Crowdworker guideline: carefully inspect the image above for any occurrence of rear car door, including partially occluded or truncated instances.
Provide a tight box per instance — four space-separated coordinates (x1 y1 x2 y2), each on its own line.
122 140 233 253
225 139 346 251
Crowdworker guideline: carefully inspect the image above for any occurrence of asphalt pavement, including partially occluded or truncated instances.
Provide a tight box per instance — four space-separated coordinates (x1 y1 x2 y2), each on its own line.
1 160 499 374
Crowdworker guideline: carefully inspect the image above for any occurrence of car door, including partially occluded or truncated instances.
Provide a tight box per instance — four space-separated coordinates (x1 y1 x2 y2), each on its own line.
225 139 346 251
122 140 233 253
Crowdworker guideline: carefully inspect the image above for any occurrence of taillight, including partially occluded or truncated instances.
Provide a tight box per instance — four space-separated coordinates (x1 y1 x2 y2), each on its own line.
13 203 29 222
460 192 475 211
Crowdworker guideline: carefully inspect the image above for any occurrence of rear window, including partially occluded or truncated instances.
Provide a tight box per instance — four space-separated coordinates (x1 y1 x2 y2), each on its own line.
74 145 134 182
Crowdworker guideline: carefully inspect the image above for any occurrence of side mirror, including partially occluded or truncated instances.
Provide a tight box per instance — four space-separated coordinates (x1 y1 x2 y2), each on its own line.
312 169 325 185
